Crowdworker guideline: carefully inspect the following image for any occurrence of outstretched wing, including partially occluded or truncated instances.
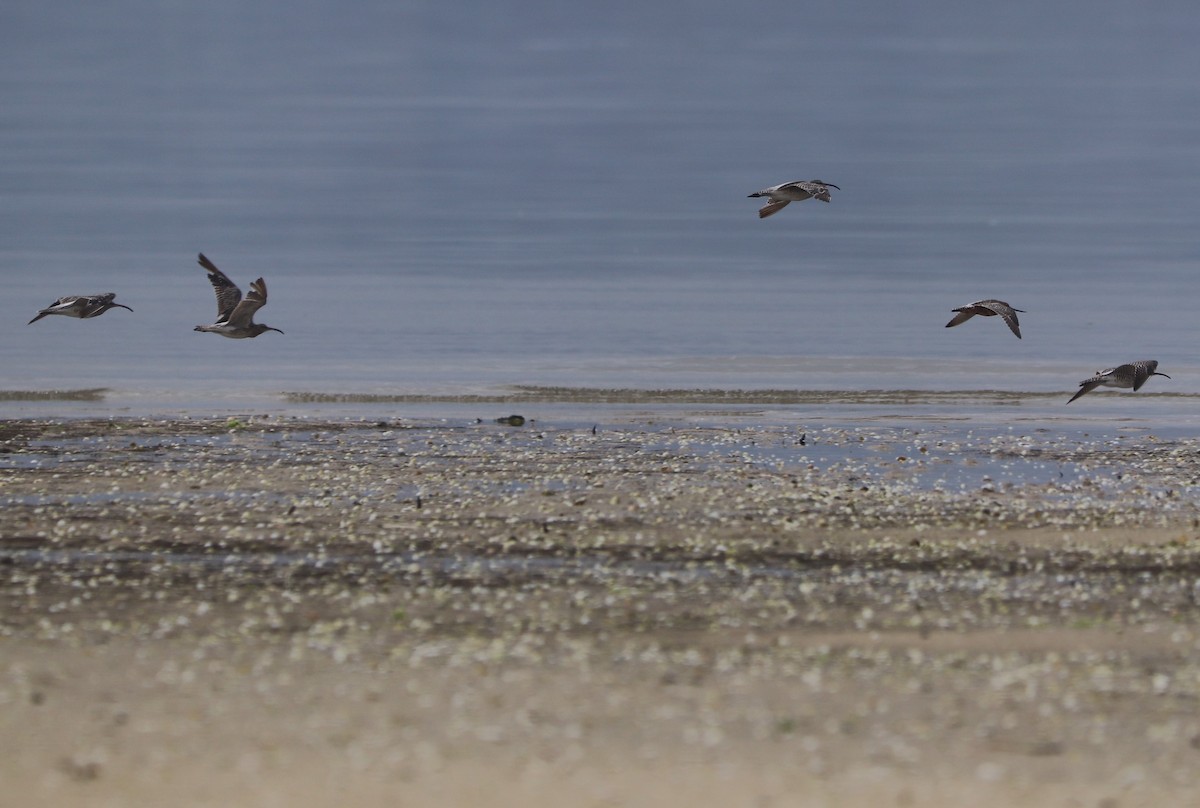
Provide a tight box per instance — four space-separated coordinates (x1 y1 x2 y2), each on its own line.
979 301 1022 339
77 293 117 318
794 181 832 202
224 277 268 328
945 308 976 328
1067 377 1104 404
757 200 790 218
1130 360 1156 391
28 295 84 324
197 253 243 323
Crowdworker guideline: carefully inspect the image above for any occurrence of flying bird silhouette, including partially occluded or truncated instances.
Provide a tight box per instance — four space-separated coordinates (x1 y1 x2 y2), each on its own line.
1067 360 1169 404
747 179 840 218
193 253 283 339
28 293 132 325
945 299 1025 339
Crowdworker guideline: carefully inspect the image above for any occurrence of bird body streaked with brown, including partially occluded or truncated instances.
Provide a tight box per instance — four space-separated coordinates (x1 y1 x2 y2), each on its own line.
748 179 840 218
193 253 283 339
28 293 132 325
1067 360 1169 404
945 299 1025 339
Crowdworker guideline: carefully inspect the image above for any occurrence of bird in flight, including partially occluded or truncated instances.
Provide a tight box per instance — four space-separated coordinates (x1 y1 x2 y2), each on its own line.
28 293 132 325
748 179 840 218
1067 360 1169 404
945 299 1025 339
193 253 283 338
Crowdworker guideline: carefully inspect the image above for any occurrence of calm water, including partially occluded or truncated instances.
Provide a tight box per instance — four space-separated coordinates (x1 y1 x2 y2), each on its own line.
4 0 1200 420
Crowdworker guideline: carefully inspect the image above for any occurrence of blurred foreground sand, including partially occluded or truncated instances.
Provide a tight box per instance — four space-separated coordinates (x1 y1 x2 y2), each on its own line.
3 417 1200 806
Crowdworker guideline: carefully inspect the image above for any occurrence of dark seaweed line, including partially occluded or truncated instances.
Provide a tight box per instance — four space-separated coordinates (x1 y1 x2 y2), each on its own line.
0 388 109 402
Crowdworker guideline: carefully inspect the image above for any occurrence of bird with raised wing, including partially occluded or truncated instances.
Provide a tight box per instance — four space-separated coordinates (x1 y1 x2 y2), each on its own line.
945 299 1025 339
1067 360 1169 404
748 180 840 218
28 293 132 325
193 253 283 339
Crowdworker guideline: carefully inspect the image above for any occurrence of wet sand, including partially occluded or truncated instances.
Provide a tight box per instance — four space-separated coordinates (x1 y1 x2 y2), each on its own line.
3 414 1200 806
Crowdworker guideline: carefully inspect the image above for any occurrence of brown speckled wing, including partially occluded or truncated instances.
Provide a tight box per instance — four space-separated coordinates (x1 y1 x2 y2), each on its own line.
197 254 243 323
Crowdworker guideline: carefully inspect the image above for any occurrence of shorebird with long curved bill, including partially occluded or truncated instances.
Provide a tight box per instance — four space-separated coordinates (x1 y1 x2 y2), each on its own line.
748 179 840 218
28 293 132 325
1067 360 1169 404
945 299 1025 339
193 253 284 339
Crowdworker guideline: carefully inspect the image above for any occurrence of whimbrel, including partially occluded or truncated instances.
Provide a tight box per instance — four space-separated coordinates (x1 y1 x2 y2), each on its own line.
945 299 1025 339
193 253 283 338
28 293 132 325
748 180 840 218
1067 360 1169 404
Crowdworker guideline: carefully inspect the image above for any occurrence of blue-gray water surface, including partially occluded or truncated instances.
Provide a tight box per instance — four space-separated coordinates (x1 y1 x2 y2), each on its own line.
4 0 1200 422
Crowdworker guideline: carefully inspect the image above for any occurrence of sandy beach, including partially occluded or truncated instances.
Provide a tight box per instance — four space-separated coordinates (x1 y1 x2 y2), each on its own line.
3 413 1200 807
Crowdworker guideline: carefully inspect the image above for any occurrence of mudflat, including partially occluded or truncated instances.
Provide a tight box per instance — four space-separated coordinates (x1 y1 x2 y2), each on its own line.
3 415 1200 807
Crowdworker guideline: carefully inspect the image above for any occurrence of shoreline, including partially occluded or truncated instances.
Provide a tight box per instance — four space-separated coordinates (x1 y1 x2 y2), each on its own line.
4 381 1200 446
4 415 1200 805
4 382 1198 403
